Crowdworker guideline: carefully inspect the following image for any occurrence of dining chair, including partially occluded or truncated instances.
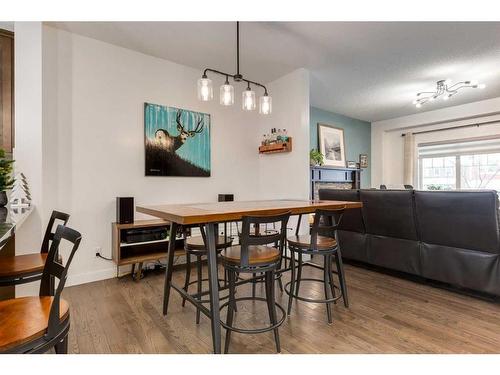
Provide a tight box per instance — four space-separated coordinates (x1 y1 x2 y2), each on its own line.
286 207 348 324
220 211 290 353
181 233 233 324
0 210 70 289
0 224 82 353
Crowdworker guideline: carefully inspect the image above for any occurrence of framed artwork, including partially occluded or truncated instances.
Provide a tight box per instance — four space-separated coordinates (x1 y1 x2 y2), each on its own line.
318 123 346 167
359 153 368 168
144 103 211 177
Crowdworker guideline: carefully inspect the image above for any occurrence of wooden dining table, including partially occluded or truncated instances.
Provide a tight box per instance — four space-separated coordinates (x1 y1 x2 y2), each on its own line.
136 199 362 353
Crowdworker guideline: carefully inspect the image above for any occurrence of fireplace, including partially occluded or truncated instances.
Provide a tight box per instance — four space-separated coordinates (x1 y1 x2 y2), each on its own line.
310 166 361 199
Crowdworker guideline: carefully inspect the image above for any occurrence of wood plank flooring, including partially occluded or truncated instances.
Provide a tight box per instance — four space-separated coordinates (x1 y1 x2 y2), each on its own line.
63 262 500 353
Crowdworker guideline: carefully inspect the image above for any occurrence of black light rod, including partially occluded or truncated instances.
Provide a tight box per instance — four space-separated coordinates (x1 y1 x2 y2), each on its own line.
237 21 240 76
202 68 268 94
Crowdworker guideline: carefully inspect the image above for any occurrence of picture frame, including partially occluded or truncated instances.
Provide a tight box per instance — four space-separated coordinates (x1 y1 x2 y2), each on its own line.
144 103 211 177
317 123 346 167
359 153 368 168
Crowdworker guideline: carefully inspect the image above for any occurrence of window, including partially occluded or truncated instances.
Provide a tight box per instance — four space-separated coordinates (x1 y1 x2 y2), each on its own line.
418 136 500 191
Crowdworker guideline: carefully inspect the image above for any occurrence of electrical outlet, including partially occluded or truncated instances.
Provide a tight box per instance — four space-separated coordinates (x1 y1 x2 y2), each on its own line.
95 246 102 257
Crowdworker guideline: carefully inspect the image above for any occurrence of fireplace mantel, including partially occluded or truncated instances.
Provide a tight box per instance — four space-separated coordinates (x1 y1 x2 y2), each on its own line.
310 166 361 199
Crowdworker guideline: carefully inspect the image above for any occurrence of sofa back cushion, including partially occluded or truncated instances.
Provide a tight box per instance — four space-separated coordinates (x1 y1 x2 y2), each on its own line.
318 189 364 233
360 190 418 240
415 190 500 254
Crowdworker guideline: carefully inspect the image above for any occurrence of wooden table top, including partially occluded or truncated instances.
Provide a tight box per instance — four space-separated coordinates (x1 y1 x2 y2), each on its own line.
136 199 362 225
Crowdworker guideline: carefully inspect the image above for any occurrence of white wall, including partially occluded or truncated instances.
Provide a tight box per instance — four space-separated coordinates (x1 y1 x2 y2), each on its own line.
372 97 500 188
14 24 310 288
13 23 44 255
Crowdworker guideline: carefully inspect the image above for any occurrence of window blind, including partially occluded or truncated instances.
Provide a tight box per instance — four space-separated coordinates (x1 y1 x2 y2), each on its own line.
418 135 500 158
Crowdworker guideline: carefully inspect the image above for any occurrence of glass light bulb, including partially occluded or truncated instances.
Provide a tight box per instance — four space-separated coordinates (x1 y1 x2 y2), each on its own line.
416 103 422 108
429 96 435 101
478 83 486 89
197 77 213 101
443 94 449 101
259 95 272 115
220 84 234 106
242 89 256 111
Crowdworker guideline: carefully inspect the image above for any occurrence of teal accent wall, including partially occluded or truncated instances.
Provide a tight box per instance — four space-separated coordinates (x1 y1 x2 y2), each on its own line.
310 107 371 188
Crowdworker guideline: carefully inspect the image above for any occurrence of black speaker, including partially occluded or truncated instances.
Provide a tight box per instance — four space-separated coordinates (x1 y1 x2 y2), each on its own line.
218 194 234 202
116 197 134 224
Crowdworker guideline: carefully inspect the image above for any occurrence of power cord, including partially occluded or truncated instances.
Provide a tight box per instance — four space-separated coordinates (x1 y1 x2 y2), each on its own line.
96 252 113 261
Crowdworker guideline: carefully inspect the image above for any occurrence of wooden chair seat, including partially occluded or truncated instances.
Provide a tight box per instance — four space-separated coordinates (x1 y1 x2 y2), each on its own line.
287 234 337 250
0 253 48 279
185 236 232 251
221 245 280 266
0 296 69 352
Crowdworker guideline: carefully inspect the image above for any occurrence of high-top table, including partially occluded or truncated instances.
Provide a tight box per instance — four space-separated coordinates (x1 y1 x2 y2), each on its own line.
136 199 362 353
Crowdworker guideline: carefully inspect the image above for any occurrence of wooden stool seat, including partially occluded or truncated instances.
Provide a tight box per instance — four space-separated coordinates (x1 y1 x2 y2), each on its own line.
185 236 232 251
0 253 48 278
287 235 337 250
0 296 69 352
222 245 280 266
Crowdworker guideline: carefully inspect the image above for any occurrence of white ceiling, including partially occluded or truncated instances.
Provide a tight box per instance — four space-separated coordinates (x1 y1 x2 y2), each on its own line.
48 21 500 122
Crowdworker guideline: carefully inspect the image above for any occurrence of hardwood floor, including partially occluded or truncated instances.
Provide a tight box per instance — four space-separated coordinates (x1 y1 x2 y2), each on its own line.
63 262 500 353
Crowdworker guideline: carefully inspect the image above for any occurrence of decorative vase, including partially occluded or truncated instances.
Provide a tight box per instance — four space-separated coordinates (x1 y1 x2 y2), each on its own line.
0 191 8 207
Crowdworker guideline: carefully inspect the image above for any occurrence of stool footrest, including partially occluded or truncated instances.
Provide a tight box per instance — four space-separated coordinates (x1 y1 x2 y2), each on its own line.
219 296 286 334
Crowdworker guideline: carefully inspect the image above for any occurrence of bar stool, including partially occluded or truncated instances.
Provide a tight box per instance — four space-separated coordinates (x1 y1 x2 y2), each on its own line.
182 235 233 324
285 208 348 324
220 212 290 353
0 224 82 353
0 211 70 289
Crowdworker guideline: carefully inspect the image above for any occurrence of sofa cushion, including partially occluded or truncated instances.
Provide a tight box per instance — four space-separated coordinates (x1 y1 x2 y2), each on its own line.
360 190 418 240
415 190 500 254
420 243 500 295
318 189 364 233
367 235 421 275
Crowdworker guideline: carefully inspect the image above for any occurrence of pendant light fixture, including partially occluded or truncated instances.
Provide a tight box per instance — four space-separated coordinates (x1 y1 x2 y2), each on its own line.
197 22 272 114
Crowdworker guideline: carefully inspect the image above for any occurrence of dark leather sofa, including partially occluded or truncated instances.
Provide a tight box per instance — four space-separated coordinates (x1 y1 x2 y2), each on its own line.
319 188 500 296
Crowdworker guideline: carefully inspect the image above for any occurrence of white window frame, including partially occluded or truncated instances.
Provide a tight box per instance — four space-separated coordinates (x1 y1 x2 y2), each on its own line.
417 136 500 190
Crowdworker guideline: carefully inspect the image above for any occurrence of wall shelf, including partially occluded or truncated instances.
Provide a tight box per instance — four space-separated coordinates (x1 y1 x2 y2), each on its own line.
259 138 292 154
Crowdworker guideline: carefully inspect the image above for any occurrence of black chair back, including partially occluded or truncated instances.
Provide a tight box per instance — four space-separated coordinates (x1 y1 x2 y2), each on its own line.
310 208 344 251
239 212 290 267
39 224 82 339
404 184 414 190
41 211 70 253
380 185 387 190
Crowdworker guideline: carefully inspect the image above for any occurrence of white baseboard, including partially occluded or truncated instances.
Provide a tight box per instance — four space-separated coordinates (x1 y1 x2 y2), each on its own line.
66 267 117 287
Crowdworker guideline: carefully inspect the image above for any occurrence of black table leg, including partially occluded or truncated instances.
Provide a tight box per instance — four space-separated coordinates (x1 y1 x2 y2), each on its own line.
163 222 178 315
205 222 222 354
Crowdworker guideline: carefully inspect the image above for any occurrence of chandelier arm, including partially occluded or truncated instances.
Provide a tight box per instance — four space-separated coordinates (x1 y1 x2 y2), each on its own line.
202 68 269 94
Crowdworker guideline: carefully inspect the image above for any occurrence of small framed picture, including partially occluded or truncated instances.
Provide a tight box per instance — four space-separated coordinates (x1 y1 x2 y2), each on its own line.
347 161 357 168
359 154 368 168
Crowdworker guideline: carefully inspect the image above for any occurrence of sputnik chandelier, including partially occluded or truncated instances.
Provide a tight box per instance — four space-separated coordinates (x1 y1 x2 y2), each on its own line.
197 22 272 115
413 79 486 108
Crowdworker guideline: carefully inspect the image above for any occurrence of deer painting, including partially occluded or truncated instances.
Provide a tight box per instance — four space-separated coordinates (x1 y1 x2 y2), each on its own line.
145 103 210 177
154 110 204 152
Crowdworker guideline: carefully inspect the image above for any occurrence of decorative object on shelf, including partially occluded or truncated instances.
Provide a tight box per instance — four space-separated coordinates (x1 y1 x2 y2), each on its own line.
197 22 272 115
359 153 368 168
259 128 292 154
309 149 324 166
347 161 357 168
413 79 485 108
9 173 31 208
318 123 346 167
145 103 211 177
0 149 14 207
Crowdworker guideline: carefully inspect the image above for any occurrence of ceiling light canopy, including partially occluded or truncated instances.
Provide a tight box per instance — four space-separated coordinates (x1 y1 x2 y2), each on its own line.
413 79 485 108
197 22 271 115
